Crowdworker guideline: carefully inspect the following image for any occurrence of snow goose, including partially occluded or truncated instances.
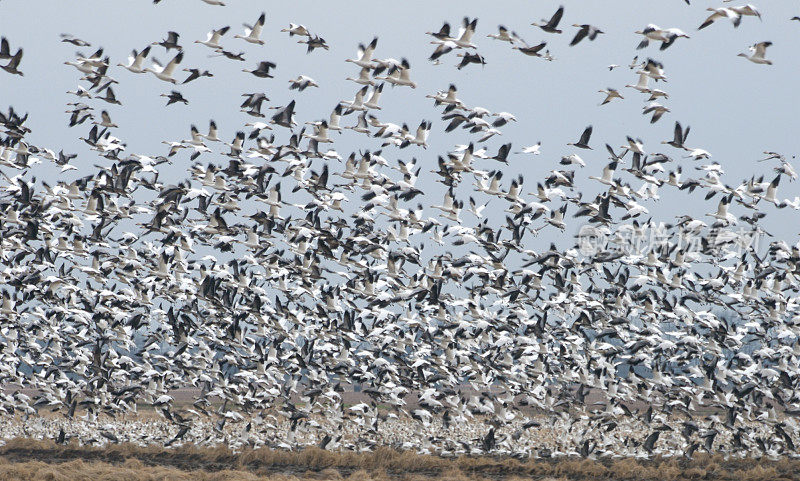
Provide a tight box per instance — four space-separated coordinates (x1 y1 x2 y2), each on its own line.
707 195 737 224
346 112 371 134
625 72 651 93
375 59 417 88
364 83 384 110
281 23 311 37
516 142 541 155
195 26 230 49
145 51 183 83
488 25 515 42
203 120 220 141
621 136 645 155
598 88 623 105
738 41 772 64
450 17 479 48
289 75 319 91
731 4 761 20
117 47 151 73
235 12 266 45
426 84 464 109
698 8 741 29
303 121 333 144
345 37 378 68
589 161 618 186
643 102 670 123
341 86 368 112
402 121 431 149
659 28 690 50
346 66 374 85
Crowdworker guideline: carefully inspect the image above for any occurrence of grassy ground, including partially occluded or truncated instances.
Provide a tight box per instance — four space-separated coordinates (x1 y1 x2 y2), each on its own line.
0 438 798 481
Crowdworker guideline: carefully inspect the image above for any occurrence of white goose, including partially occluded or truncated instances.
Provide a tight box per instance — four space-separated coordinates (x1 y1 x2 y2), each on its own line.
345 67 375 85
738 41 772 65
375 58 417 88
195 26 231 49
487 25 515 42
340 86 368 112
145 51 183 83
364 83 384 110
234 12 266 45
345 37 378 68
117 46 151 74
280 23 311 37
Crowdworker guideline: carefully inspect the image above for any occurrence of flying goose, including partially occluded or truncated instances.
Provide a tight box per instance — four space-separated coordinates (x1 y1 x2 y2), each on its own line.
117 47 151 73
92 110 117 128
288 75 319 91
568 126 593 149
160 90 188 105
511 36 547 57
195 26 230 49
598 88 623 105
738 41 772 64
59 33 91 47
625 72 651 93
280 23 311 37
374 59 417 88
698 8 741 29
298 35 329 53
488 25 515 42
532 6 565 33
345 37 378 68
570 24 604 46
182 68 213 84
1 47 23 76
449 17 479 48
662 121 690 149
145 51 183 83
234 12 266 45
243 60 277 78
346 67 374 85
643 102 670 123
153 31 182 51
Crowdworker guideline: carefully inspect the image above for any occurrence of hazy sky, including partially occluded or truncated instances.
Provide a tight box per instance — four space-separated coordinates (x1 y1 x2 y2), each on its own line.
2 0 799 250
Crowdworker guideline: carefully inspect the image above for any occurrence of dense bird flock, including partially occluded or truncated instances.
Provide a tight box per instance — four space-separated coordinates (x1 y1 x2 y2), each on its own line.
2 1 800 459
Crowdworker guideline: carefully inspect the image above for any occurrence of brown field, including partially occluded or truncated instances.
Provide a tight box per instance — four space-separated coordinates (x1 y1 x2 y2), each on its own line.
1 438 799 481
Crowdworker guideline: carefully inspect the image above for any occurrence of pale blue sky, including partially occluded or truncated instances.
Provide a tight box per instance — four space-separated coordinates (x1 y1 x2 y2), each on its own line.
2 0 799 248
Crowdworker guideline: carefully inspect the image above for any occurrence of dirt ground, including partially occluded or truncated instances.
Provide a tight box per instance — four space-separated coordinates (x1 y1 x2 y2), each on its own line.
0 438 798 481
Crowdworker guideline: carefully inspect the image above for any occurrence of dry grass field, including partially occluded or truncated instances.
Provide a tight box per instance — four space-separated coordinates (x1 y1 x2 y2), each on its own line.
0 438 799 481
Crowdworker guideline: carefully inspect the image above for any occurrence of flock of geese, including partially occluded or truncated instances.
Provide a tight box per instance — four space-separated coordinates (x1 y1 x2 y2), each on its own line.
2 2 800 459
